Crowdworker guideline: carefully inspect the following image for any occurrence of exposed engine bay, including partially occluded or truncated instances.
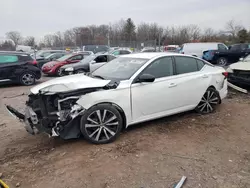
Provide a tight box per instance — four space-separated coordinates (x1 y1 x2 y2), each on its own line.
6 81 118 139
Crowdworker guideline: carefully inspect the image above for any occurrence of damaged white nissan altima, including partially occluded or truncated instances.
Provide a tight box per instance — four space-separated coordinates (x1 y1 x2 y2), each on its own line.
6 53 228 144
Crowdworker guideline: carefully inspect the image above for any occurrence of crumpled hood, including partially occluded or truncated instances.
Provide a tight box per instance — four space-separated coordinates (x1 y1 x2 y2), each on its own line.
230 61 250 71
30 74 111 94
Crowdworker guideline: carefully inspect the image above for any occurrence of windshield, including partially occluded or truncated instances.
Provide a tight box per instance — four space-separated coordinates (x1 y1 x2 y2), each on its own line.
92 57 148 80
244 55 250 62
57 54 72 61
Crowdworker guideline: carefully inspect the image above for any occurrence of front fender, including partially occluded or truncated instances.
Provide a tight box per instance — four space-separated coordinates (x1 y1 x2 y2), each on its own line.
76 88 132 124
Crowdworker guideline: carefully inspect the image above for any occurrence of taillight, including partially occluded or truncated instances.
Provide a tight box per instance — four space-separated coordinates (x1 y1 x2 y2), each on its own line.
222 72 228 78
29 60 38 65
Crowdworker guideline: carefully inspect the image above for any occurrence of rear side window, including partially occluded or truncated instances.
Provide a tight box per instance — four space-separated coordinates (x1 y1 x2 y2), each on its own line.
120 50 130 55
196 59 205 70
112 51 120 56
18 54 33 62
175 56 198 74
0 55 18 64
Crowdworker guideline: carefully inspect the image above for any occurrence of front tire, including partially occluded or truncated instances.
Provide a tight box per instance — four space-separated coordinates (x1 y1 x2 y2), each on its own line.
19 72 36 86
195 88 220 114
80 104 123 144
76 69 86 74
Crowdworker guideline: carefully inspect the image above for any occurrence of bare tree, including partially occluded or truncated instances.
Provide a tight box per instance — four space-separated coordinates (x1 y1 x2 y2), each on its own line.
225 20 243 38
43 34 54 47
6 31 22 47
24 36 36 46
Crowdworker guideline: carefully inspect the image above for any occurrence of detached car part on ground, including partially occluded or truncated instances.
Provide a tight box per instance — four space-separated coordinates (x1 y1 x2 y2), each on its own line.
6 53 228 144
227 55 250 86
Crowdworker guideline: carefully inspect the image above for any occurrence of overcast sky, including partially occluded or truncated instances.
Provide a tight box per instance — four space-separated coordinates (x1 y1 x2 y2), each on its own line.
0 0 249 38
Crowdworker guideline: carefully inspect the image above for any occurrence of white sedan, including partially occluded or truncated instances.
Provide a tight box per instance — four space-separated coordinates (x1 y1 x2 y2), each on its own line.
6 53 228 144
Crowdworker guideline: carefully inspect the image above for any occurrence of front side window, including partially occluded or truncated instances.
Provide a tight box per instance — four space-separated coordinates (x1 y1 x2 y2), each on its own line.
112 51 120 56
175 56 198 74
142 57 174 78
95 55 107 63
0 55 18 64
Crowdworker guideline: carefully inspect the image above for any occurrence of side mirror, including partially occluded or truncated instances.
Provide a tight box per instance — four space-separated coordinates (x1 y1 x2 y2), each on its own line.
239 58 244 61
91 60 96 64
138 74 155 83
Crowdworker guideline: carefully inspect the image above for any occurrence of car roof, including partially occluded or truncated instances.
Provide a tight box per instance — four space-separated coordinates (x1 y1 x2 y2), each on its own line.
122 52 178 59
0 51 30 55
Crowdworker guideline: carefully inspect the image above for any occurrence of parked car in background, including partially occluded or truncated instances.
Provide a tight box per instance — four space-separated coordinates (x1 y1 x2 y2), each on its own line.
179 42 228 58
42 53 85 76
16 45 35 53
37 52 67 69
141 47 156 52
227 54 250 86
0 51 41 85
6 53 227 144
207 43 250 66
60 54 116 75
164 45 179 52
35 50 65 60
109 49 132 56
83 45 109 54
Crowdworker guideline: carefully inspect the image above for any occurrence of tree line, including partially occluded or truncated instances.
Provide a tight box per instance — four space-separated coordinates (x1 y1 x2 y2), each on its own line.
1 18 250 50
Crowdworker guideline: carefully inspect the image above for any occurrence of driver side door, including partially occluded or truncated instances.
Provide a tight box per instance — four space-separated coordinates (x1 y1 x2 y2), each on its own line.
130 56 180 123
89 55 108 72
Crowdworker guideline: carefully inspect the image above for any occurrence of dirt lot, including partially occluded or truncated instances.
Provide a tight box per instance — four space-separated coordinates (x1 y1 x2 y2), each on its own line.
0 78 250 188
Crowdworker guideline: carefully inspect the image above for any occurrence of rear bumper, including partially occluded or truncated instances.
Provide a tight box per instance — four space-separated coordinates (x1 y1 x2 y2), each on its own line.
218 79 228 100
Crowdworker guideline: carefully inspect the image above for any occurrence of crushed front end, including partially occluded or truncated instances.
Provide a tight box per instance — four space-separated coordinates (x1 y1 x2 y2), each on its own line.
6 88 102 139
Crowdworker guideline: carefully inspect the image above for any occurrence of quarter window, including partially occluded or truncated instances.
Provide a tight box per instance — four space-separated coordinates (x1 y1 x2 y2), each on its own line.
142 56 174 78
218 44 228 50
175 56 198 74
197 59 205 70
0 55 18 64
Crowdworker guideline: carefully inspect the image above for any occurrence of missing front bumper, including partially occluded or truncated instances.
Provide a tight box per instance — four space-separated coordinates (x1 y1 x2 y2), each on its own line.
5 105 40 135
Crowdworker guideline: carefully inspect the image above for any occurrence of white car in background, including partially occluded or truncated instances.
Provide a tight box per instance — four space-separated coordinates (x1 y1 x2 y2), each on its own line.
6 53 228 144
180 42 228 58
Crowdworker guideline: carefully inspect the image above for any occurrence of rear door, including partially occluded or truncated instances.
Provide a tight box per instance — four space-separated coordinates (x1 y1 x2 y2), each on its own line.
171 56 209 107
0 54 19 81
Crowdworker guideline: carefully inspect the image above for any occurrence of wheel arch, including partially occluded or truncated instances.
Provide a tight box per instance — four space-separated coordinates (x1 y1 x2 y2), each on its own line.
207 85 222 103
92 102 127 129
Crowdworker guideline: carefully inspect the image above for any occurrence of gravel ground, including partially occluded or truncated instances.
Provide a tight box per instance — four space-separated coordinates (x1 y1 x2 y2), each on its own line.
0 77 250 188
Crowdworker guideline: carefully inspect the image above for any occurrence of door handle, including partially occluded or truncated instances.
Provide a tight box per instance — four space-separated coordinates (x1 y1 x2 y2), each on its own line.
169 83 177 88
202 74 208 78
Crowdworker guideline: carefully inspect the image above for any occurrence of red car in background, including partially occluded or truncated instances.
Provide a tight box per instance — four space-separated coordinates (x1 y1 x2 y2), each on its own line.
42 53 85 76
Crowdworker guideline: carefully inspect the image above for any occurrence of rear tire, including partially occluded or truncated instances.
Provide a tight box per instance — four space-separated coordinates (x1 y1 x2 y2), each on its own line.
19 72 36 86
217 57 228 66
195 87 220 114
80 104 123 144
